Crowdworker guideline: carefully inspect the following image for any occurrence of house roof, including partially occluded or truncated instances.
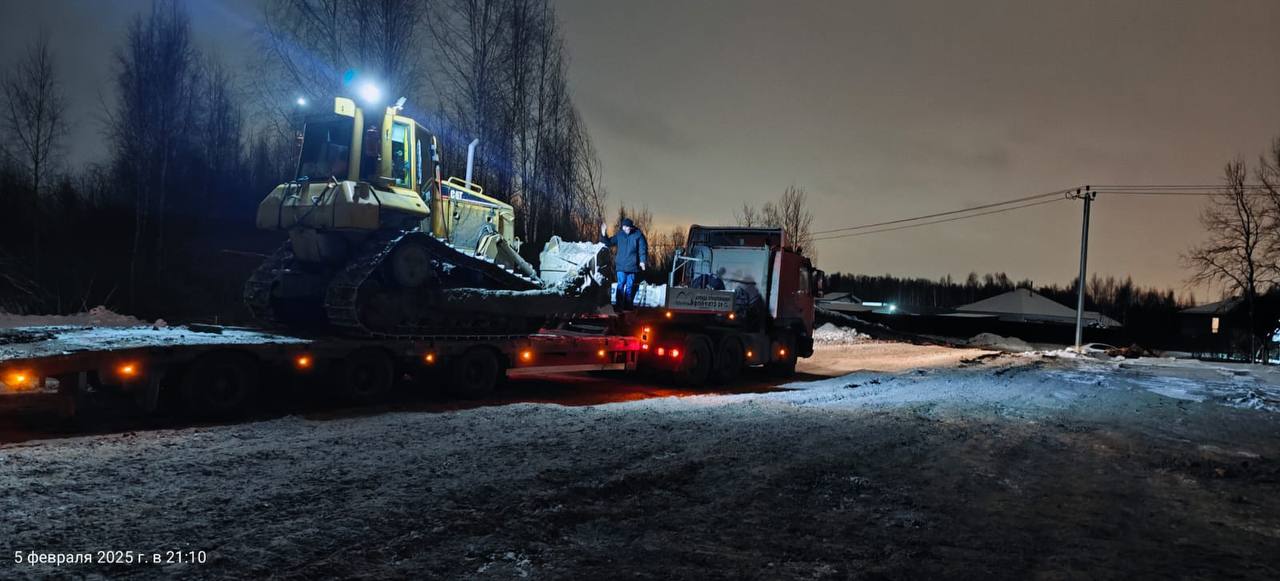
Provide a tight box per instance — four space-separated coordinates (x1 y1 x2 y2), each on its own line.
821 291 861 303
1180 297 1243 315
955 288 1120 327
958 288 1079 317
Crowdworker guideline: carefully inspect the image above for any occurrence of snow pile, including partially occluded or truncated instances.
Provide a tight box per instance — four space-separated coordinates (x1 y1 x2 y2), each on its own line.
966 333 1033 352
813 322 870 345
0 306 144 329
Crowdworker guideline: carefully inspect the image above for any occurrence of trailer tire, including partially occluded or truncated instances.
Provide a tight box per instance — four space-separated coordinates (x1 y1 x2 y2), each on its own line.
181 352 259 418
712 336 745 384
339 348 397 404
448 347 503 399
674 335 713 387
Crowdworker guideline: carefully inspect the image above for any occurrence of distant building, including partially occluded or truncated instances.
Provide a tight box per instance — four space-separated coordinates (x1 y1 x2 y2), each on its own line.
946 288 1119 328
1178 298 1248 358
817 292 901 315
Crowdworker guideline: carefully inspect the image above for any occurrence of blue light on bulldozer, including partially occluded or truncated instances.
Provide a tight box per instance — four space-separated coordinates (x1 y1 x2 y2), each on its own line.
358 82 383 105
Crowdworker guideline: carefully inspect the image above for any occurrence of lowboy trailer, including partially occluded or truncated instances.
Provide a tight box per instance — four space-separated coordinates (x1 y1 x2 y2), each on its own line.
0 323 640 419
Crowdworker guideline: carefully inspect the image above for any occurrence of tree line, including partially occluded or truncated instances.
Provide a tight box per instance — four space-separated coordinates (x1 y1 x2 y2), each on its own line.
826 271 1188 321
0 0 606 320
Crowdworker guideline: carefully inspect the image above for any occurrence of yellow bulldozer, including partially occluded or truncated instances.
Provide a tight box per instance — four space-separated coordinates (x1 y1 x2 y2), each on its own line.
245 96 605 336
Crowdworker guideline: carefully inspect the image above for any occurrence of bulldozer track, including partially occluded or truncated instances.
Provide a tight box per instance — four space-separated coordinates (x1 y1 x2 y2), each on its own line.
243 243 295 325
323 231 548 339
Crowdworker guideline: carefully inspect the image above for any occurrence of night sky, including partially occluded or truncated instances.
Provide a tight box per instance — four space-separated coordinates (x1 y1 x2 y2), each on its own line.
3 0 1277 297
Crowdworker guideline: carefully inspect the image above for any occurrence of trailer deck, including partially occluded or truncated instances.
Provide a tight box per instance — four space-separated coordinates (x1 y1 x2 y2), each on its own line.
0 323 641 418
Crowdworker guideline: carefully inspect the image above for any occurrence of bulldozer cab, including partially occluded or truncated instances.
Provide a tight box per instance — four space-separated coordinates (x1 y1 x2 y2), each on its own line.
296 97 431 195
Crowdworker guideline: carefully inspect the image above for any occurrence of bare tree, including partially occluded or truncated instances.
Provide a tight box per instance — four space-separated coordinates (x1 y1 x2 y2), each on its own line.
108 0 199 303
1184 160 1277 360
749 185 815 258
1257 136 1280 268
777 184 815 258
734 202 758 227
2 30 67 269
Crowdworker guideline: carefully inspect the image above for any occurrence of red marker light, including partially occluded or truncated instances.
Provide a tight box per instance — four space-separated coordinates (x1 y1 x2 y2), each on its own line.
671 349 681 358
657 347 666 356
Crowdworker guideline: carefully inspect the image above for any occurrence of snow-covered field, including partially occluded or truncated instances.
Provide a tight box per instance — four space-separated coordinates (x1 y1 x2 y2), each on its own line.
2 341 1278 579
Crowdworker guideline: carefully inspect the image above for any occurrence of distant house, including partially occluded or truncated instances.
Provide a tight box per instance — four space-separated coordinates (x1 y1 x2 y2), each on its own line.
946 288 1119 328
1178 298 1249 358
816 292 901 315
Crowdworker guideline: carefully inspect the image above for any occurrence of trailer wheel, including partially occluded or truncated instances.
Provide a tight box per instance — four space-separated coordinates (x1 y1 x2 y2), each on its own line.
674 335 713 387
339 348 396 404
182 352 259 417
766 334 798 378
712 336 745 384
448 347 503 399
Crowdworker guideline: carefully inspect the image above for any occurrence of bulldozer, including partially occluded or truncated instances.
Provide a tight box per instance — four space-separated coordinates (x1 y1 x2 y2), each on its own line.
246 96 606 336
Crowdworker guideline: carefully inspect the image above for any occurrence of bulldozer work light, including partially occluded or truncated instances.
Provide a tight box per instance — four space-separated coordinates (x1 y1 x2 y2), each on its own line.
295 96 307 107
357 82 383 105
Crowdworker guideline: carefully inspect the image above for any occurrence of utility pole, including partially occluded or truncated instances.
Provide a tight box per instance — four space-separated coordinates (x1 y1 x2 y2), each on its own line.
1071 187 1096 351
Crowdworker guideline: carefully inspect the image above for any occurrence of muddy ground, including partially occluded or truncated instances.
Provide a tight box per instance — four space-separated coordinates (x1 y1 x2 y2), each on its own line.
1 342 1278 579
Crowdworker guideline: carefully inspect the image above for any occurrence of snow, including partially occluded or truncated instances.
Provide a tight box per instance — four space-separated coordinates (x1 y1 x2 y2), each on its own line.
0 325 309 363
0 306 144 329
3 341 1279 578
812 322 870 345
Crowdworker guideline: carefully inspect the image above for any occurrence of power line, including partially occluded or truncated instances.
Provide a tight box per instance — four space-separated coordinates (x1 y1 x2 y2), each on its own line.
812 197 1067 242
811 188 1071 235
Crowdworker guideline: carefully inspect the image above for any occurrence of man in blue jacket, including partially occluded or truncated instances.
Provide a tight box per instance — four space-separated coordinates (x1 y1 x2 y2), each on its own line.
601 217 648 311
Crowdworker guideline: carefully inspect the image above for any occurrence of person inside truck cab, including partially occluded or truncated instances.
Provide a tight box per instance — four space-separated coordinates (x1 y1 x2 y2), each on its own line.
600 217 648 311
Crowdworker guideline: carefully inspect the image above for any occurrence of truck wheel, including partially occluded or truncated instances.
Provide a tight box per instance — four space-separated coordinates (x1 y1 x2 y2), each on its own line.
182 352 259 418
713 336 745 383
339 348 396 404
766 334 798 378
674 335 714 387
448 348 503 399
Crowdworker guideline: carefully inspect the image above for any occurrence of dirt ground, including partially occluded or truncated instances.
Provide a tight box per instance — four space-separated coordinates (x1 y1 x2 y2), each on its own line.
2 341 1279 579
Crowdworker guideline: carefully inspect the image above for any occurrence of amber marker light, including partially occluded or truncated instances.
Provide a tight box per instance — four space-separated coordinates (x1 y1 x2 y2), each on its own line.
294 355 313 370
597 349 607 358
117 362 140 379
424 353 436 364
521 350 533 362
